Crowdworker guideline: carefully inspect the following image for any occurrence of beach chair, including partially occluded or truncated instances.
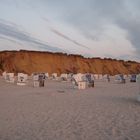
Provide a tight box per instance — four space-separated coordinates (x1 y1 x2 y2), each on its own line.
103 74 110 82
98 74 103 80
33 74 39 87
85 74 94 87
2 71 7 80
17 73 28 85
67 73 73 81
115 74 125 84
120 74 126 83
93 74 99 80
6 73 15 83
60 73 68 81
130 74 136 82
45 73 49 79
39 74 45 87
52 73 58 80
72 73 93 89
72 73 85 89
33 73 45 87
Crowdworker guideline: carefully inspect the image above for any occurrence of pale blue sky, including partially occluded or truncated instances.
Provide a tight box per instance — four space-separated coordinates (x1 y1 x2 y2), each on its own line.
0 0 140 61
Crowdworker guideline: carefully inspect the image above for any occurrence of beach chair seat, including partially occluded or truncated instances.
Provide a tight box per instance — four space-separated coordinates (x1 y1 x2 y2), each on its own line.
34 81 40 87
78 81 87 89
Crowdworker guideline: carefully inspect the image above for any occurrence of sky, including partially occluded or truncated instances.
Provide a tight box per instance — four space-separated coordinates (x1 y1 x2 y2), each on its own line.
0 0 140 61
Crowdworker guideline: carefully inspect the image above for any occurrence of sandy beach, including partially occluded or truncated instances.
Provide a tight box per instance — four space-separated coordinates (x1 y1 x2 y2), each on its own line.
0 77 140 140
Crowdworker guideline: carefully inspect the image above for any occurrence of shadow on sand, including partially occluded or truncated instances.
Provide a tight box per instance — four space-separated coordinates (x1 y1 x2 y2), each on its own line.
101 95 140 106
118 97 140 105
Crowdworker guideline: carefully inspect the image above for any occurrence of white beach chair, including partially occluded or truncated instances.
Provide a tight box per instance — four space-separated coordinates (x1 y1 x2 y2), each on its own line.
72 73 84 88
93 74 99 80
103 74 110 82
52 73 58 80
98 74 103 80
60 73 68 81
33 73 45 87
78 81 87 89
17 73 28 86
72 73 91 89
45 73 49 79
2 71 7 80
115 74 125 83
6 73 15 83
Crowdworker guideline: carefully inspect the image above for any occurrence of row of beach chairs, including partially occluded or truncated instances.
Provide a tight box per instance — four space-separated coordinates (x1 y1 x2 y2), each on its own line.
1 72 140 89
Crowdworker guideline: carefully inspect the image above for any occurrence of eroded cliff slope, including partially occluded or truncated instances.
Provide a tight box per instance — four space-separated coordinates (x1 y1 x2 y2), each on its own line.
0 50 140 75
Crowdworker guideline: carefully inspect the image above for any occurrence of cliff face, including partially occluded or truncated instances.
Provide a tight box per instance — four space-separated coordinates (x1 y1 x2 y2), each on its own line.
0 50 140 75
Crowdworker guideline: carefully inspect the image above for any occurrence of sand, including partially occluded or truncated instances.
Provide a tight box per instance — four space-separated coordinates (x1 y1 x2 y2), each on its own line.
0 77 140 140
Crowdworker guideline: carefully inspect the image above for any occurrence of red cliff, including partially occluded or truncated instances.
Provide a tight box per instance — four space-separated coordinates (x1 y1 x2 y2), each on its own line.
0 50 140 75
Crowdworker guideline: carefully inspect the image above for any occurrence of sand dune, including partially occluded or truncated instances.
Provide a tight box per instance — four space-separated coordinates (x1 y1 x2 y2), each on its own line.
0 77 140 140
